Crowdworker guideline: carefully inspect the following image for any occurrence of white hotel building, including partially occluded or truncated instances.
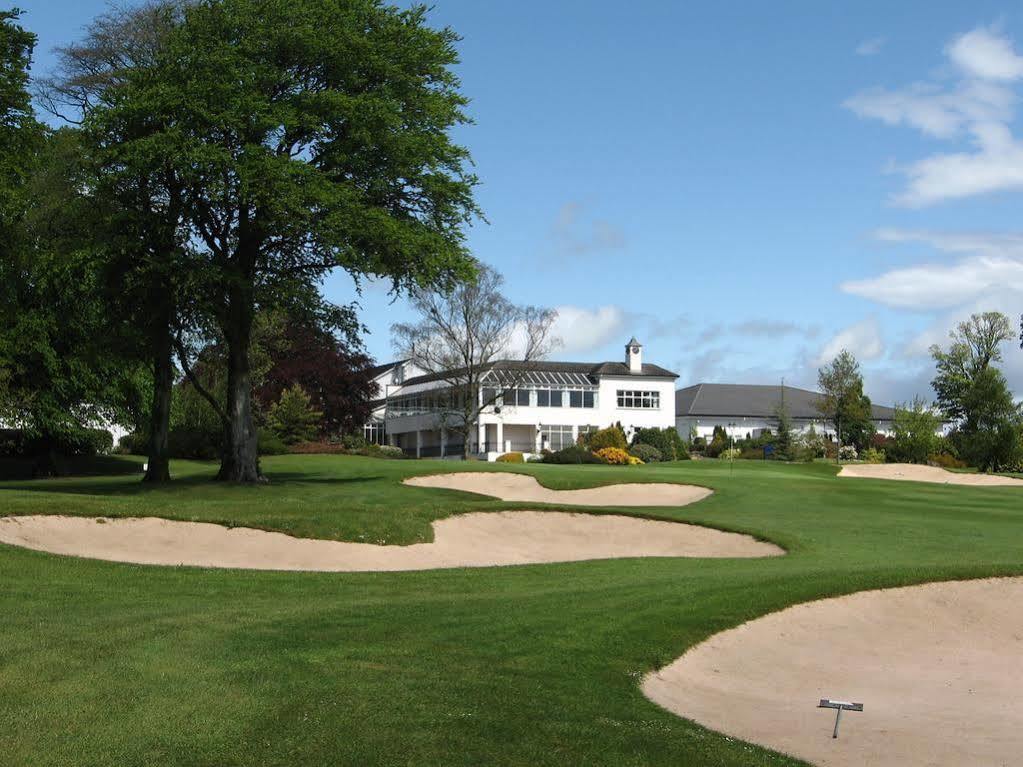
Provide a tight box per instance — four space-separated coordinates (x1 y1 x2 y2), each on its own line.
364 339 678 459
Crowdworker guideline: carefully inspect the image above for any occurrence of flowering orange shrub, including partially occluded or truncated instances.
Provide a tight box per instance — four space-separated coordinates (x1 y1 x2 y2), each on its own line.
594 446 642 465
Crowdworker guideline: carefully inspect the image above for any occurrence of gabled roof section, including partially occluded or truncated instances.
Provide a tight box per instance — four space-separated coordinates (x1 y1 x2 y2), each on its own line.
675 383 896 420
366 360 407 379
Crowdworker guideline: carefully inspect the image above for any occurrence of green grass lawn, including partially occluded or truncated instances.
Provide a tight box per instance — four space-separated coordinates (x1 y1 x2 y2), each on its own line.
1 455 1022 766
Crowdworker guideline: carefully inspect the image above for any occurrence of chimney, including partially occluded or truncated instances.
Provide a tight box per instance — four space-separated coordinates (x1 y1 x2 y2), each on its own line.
626 337 643 373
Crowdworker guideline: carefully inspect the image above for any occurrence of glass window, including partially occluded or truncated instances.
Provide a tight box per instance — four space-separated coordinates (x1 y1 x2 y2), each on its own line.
537 389 551 407
549 390 564 407
616 390 660 409
569 390 583 408
513 388 530 406
541 425 574 451
482 388 499 407
583 391 595 408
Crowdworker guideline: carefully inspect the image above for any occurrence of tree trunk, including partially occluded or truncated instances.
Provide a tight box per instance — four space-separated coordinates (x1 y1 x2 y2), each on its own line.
143 315 173 483
216 279 264 483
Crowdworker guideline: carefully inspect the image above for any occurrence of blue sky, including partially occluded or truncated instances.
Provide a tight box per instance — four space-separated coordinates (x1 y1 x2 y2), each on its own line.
20 0 1023 404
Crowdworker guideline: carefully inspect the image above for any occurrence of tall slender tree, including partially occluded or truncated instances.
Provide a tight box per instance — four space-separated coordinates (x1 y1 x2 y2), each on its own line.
39 0 192 482
817 350 874 457
115 0 481 482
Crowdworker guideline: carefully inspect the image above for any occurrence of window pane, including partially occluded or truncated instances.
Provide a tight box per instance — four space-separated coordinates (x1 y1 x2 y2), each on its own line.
538 390 550 407
569 391 582 408
517 389 530 406
550 390 564 407
583 391 594 408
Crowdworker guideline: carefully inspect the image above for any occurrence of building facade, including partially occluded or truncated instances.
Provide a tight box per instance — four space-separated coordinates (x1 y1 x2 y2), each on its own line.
375 339 677 460
675 383 897 441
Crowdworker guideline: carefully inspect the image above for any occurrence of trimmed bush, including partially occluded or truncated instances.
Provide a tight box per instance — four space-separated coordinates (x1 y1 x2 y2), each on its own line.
586 425 627 452
632 427 689 461
288 440 349 454
168 427 221 460
594 446 633 465
838 445 858 461
629 443 662 463
542 445 605 464
862 447 885 464
929 452 968 469
495 452 524 463
340 432 368 451
258 429 288 456
376 445 406 459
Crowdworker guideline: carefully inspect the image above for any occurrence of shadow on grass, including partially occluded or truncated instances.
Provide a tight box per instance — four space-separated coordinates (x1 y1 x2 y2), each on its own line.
0 472 385 497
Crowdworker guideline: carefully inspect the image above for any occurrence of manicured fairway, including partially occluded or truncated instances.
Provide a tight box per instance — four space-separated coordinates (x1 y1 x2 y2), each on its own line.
1 455 1022 766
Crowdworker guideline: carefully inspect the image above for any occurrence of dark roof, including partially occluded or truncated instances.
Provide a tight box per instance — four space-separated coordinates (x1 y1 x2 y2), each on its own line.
367 360 407 379
676 383 896 421
401 359 678 388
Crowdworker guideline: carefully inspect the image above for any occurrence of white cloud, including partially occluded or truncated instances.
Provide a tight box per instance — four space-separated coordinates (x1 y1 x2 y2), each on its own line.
843 229 1023 308
843 80 1014 139
815 318 885 365
947 26 1023 82
845 25 1023 206
856 37 886 56
549 304 628 355
894 122 1023 206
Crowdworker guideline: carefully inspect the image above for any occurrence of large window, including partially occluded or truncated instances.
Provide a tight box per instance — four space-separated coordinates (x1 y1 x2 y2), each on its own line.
363 421 386 445
541 424 575 451
507 388 530 406
617 390 660 409
569 390 595 408
538 389 564 407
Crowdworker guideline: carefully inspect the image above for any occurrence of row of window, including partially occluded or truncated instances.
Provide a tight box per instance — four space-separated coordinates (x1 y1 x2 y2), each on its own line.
482 387 597 409
363 422 386 445
617 390 660 409
387 387 661 416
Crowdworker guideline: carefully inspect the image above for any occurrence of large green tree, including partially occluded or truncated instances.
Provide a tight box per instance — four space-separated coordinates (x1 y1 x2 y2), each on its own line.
817 349 875 455
930 311 1014 423
931 312 1019 471
41 0 192 483
112 0 480 482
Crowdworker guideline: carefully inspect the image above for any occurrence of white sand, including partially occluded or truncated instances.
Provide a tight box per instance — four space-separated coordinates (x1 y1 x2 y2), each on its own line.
403 472 713 506
840 463 1023 487
643 577 1023 767
0 512 780 571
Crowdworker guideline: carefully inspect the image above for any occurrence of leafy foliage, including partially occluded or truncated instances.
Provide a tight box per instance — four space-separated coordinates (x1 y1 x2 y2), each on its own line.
495 452 524 464
632 427 689 461
586 424 628 452
594 446 639 465
267 385 322 446
817 350 875 451
541 446 606 464
890 397 941 464
629 443 662 463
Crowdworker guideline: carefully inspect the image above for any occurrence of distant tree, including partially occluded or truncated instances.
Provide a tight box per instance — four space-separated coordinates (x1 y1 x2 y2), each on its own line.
772 385 794 461
956 367 1022 472
891 396 941 464
392 265 557 458
931 312 1014 423
267 385 322 445
117 0 482 482
817 350 875 457
255 319 377 438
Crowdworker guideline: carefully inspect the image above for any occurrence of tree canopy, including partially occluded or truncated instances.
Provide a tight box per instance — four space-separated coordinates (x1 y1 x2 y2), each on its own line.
816 350 875 453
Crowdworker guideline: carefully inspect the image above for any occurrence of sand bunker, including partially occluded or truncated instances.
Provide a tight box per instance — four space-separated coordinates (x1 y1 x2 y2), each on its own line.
403 472 713 506
643 577 1023 767
0 512 780 571
840 462 1023 487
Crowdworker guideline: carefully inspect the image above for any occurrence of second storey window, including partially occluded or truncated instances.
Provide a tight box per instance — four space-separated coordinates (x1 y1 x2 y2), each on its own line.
568 390 595 408
537 389 564 407
617 390 660 409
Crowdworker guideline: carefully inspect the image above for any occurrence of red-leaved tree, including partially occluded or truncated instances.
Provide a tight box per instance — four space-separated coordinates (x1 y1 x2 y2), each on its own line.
256 324 378 438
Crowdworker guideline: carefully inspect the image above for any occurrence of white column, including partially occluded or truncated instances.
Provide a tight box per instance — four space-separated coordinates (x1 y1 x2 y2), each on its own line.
535 424 543 452
440 428 446 459
477 422 486 454
571 425 579 444
496 421 504 453
416 430 422 459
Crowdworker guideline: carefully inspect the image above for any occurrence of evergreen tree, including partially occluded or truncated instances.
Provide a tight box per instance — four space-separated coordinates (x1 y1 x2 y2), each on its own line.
268 385 322 445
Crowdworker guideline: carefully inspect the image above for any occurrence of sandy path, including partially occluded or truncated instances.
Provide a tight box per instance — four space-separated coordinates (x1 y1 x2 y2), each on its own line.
403 472 713 506
840 463 1023 487
643 577 1023 767
0 512 780 571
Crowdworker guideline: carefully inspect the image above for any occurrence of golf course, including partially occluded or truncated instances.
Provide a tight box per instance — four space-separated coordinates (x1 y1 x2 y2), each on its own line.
2 455 1022 766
